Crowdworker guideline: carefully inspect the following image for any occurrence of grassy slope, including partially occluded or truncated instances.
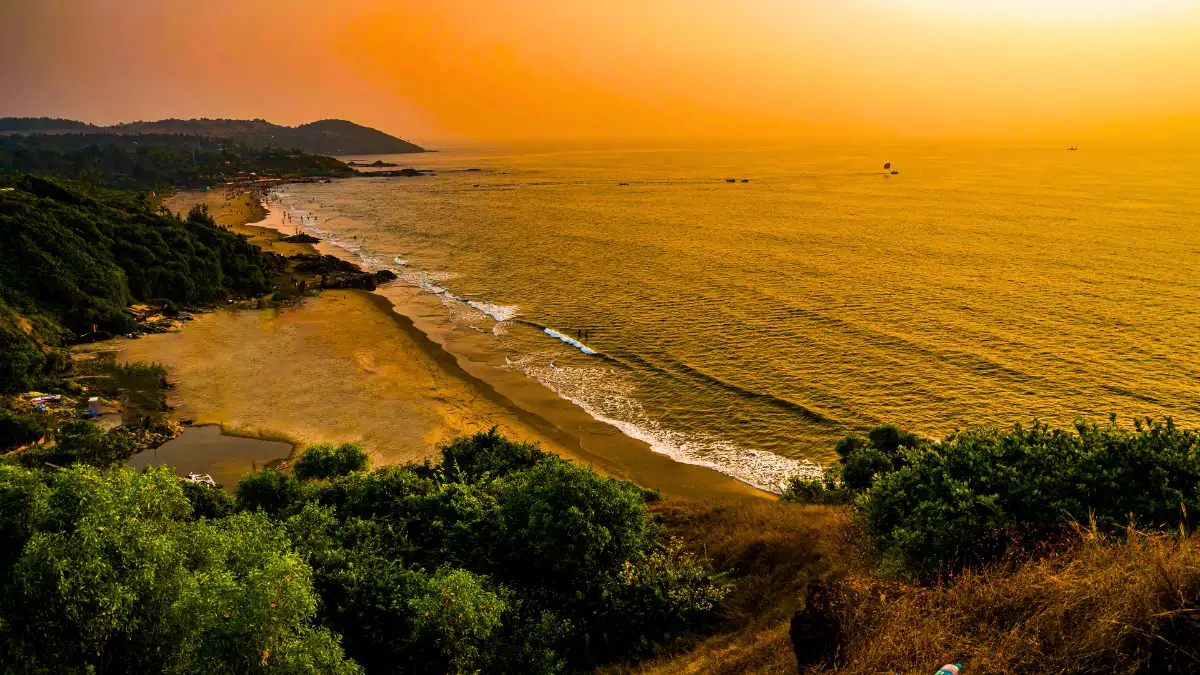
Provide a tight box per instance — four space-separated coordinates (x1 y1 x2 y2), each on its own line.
602 500 853 675
604 500 1200 675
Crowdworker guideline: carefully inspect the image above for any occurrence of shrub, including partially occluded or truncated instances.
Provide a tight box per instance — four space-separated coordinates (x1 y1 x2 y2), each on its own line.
245 432 726 672
181 480 236 520
235 467 302 516
780 469 851 505
12 420 136 469
294 443 370 481
0 327 46 394
0 465 359 674
409 567 508 674
437 427 548 483
499 458 654 586
862 419 1200 575
0 408 45 451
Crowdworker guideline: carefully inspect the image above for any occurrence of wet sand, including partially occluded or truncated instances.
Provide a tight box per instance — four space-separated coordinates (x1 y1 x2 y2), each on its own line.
132 189 767 500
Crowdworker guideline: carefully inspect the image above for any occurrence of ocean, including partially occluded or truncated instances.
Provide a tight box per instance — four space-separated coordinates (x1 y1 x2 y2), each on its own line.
270 141 1200 491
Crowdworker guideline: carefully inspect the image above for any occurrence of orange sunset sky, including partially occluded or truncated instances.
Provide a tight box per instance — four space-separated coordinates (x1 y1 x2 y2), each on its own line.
2 0 1199 145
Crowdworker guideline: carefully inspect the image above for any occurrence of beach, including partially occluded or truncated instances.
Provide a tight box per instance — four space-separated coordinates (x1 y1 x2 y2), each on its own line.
129 189 766 499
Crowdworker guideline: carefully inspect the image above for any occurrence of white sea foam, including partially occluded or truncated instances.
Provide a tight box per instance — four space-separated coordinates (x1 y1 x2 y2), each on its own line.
543 328 597 355
503 355 822 493
467 301 519 322
275 188 819 492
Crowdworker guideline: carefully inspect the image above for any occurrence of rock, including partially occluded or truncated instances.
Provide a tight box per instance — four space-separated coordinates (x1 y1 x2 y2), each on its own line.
289 254 363 275
789 580 846 669
320 272 376 291
374 269 398 282
367 167 426 177
282 232 320 243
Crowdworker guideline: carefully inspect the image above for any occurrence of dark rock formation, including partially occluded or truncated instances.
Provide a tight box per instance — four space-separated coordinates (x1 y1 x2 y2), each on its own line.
319 272 376 291
374 270 398 282
367 167 427 177
289 254 362 275
282 233 320 243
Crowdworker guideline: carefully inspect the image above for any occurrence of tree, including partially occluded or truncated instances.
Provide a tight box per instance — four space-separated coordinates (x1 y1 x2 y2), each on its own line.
0 465 359 674
293 443 370 481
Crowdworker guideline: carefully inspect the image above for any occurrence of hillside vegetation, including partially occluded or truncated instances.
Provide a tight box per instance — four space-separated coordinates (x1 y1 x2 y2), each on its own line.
0 175 276 393
1 133 354 189
0 116 426 155
1 156 1198 673
0 431 727 674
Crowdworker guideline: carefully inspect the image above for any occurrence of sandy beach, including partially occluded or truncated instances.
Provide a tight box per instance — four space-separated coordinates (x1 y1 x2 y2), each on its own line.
134 188 766 500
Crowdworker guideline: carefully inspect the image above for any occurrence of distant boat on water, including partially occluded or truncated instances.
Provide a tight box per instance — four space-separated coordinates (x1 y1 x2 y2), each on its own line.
1068 146 1078 151
725 178 736 183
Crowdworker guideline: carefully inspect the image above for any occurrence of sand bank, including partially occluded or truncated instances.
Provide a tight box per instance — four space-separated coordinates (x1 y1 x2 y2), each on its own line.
132 189 766 500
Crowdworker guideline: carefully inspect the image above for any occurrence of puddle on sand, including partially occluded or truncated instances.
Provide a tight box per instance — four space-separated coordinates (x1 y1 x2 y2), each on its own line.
130 425 292 489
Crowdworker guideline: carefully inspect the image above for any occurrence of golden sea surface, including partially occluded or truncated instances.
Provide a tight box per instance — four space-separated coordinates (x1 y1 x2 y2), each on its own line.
263 140 1200 491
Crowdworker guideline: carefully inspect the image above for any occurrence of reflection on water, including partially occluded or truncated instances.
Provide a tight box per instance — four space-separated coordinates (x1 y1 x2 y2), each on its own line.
130 425 291 489
273 141 1200 490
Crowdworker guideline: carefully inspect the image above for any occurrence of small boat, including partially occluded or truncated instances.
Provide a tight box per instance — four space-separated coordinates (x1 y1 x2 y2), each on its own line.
741 179 750 183
1067 146 1078 151
725 178 736 183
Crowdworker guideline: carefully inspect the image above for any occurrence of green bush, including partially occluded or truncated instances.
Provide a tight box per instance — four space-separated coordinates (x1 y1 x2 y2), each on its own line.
11 420 136 469
3 423 724 673
0 408 45 451
294 443 370 481
780 468 851 505
235 467 302 516
235 432 725 672
181 480 236 520
437 427 548 482
861 419 1200 576
0 327 47 394
0 464 359 674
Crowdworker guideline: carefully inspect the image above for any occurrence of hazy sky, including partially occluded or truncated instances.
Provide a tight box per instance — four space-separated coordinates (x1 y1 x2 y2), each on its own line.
3 0 1199 145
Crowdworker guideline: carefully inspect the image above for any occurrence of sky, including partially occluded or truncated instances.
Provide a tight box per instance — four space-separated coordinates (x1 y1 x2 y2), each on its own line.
2 0 1199 145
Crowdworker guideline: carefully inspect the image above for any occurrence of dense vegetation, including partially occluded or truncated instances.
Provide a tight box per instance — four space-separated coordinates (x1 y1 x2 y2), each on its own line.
0 133 354 189
0 116 426 156
783 419 1200 577
0 430 726 674
0 175 276 393
0 117 91 131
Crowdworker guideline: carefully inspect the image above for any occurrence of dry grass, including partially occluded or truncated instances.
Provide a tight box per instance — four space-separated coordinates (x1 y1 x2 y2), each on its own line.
828 526 1200 674
602 501 1200 675
601 499 855 675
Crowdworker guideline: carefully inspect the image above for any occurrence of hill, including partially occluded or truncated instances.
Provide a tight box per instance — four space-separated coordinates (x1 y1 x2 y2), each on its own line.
0 175 279 393
0 133 355 190
0 117 426 155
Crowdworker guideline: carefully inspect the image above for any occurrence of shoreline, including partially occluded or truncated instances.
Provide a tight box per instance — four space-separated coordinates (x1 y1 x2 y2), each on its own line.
151 188 769 500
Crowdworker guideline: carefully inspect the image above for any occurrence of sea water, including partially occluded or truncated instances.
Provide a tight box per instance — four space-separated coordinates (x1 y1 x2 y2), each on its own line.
272 141 1200 491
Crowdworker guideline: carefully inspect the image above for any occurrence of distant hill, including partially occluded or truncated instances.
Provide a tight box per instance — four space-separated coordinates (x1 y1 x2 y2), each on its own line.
0 117 426 155
0 117 94 132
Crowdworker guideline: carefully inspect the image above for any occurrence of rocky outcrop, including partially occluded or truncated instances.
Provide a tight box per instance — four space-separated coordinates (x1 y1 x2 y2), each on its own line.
289 254 363 275
319 272 376 291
